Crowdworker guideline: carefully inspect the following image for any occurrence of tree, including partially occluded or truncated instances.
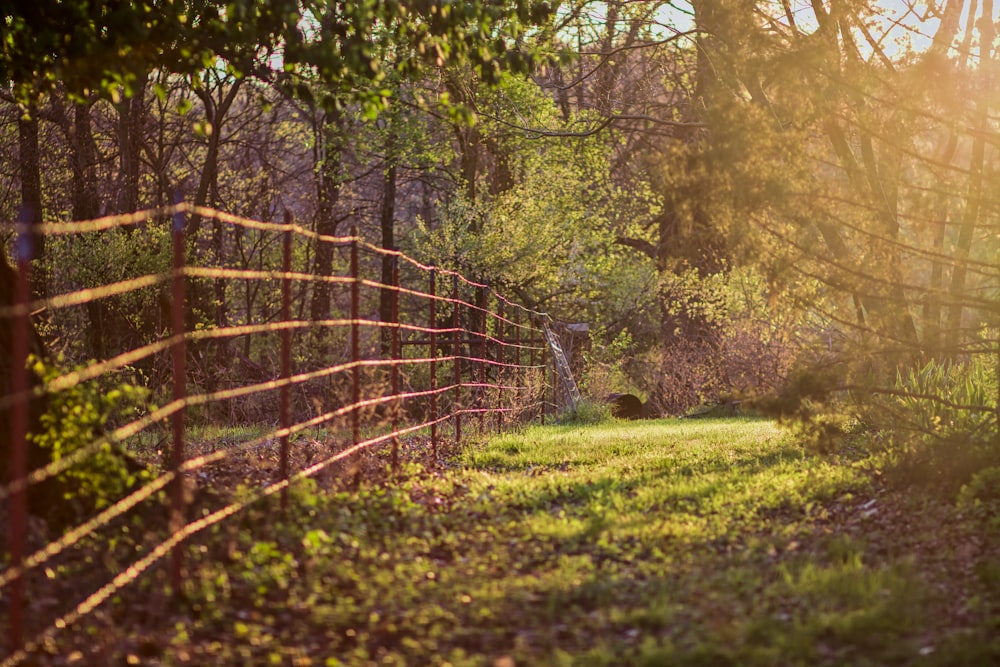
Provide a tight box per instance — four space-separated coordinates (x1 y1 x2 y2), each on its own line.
626 0 1000 461
1 0 556 519
410 72 648 329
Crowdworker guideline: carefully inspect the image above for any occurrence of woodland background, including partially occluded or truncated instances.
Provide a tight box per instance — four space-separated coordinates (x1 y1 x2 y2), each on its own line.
4 2 1000 663
2 0 1000 480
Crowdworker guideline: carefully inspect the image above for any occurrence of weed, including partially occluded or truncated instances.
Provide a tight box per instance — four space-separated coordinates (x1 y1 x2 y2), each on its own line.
557 398 613 425
29 356 150 523
958 466 1000 531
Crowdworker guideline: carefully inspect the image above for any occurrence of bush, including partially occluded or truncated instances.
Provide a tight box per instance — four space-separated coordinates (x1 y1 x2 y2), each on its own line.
557 399 613 425
856 354 1000 490
580 328 637 400
887 357 996 442
29 357 151 523
958 466 1000 531
632 268 797 416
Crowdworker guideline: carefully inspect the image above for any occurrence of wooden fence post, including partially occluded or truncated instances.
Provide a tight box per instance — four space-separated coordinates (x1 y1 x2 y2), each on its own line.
513 308 522 424
549 327 557 418
539 319 548 425
495 298 504 430
529 315 538 423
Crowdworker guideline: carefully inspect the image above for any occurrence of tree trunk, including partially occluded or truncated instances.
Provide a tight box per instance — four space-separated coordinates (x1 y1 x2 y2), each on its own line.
922 0 965 358
379 157 398 357
310 108 345 327
72 101 110 360
189 77 242 388
447 76 480 209
459 125 480 208
646 0 726 415
944 0 993 352
116 83 146 215
72 100 100 220
17 102 44 301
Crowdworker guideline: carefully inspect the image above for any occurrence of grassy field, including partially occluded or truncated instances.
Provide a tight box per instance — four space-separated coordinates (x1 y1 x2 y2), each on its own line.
30 418 1000 665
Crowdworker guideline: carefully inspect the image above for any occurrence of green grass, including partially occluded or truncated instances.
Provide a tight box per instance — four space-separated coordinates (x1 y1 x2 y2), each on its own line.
38 418 1000 666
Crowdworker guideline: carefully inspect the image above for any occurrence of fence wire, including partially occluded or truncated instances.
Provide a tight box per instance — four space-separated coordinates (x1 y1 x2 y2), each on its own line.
1 204 559 662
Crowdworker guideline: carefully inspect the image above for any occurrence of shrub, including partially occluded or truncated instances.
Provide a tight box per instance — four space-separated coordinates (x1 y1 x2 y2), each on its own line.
958 466 1000 531
632 268 798 416
558 399 613 425
857 354 1000 490
580 327 637 400
29 356 151 523
887 357 996 442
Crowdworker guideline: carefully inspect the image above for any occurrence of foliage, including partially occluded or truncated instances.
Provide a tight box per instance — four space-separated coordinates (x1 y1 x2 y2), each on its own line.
641 267 798 415
556 397 612 425
958 466 1000 532
7 0 1000 586
887 356 997 443
847 354 1000 489
2 0 554 108
408 76 651 327
46 225 173 356
28 356 151 518
579 327 636 400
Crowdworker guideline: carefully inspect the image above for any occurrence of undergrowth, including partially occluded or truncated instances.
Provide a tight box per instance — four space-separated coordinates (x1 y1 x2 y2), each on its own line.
14 418 1000 666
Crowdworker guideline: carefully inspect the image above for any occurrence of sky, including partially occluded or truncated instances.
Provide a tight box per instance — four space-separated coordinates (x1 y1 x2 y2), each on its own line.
659 0 954 60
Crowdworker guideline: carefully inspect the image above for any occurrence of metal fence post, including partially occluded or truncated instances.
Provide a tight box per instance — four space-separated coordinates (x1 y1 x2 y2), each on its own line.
452 274 461 448
350 227 361 449
477 286 487 435
495 298 504 430
539 319 548 425
428 269 437 460
279 211 292 507
549 328 557 419
513 308 522 424
7 208 33 654
170 199 187 594
529 315 538 423
391 255 401 470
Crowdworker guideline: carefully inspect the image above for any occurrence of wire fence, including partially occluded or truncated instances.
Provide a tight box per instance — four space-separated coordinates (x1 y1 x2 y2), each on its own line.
0 203 560 663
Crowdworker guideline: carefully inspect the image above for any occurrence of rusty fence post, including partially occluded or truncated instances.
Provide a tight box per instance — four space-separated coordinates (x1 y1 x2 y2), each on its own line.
452 274 461 448
495 298 504 431
391 255 400 470
528 315 538 423
477 286 487 435
350 227 360 449
428 269 437 460
539 319 548 425
279 212 292 507
7 208 33 654
170 199 187 594
513 308 522 424
549 326 557 419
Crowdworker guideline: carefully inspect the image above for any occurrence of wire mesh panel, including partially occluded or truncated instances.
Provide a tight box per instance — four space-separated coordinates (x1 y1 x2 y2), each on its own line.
543 321 582 412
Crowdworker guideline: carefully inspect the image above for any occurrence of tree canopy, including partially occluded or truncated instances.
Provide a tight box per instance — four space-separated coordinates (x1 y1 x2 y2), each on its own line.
2 0 552 104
